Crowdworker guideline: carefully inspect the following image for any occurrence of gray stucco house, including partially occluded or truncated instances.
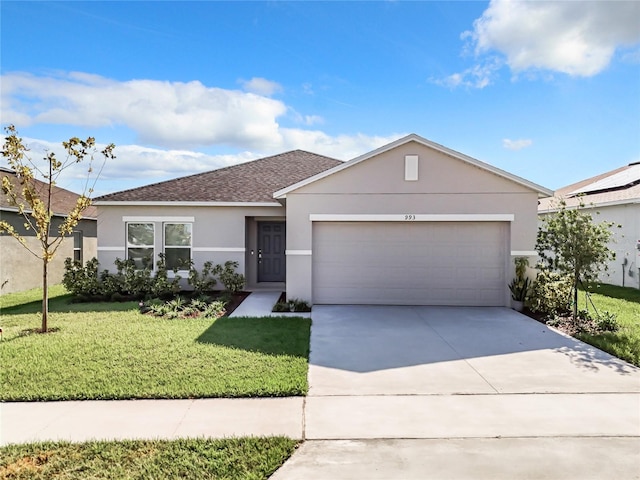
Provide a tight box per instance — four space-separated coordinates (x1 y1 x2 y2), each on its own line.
95 134 552 306
1 167 97 294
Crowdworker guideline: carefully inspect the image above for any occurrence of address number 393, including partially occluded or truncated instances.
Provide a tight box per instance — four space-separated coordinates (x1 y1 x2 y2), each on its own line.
404 214 416 221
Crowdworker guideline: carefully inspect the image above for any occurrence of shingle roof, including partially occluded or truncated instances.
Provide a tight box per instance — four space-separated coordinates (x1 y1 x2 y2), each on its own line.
539 162 640 212
95 150 343 203
0 168 97 218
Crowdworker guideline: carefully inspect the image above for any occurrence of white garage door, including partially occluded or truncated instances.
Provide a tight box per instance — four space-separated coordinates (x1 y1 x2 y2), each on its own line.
312 222 507 306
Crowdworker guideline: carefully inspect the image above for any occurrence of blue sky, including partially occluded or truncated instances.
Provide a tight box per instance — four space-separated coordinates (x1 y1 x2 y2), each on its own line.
2 1 639 196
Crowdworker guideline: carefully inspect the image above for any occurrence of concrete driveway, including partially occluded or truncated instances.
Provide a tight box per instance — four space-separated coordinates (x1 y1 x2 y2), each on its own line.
273 305 640 479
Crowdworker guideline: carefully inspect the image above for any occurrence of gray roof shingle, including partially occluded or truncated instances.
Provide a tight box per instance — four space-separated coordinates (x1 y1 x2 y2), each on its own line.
1 168 97 218
95 150 342 203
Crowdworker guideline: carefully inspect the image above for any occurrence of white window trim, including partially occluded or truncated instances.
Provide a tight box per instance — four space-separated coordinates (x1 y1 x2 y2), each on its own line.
126 222 155 270
163 222 193 272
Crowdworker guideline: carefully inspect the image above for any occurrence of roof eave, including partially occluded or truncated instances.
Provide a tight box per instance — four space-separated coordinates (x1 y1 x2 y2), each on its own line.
539 197 640 213
94 200 283 207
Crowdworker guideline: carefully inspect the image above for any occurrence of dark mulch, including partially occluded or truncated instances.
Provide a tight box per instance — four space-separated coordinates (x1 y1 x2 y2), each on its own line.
521 308 604 336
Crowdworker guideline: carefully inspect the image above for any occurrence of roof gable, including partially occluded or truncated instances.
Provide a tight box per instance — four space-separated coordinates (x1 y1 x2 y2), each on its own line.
95 150 342 204
274 134 552 199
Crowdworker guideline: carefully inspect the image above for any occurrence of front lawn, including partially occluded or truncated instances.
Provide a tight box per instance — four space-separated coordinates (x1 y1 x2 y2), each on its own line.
0 287 310 401
0 437 298 479
576 284 640 367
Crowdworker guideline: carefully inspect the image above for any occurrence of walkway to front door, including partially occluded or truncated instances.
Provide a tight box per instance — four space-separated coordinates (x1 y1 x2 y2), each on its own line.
258 222 286 282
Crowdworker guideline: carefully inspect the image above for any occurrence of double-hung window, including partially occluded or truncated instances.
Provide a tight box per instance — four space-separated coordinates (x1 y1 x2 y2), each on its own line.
127 223 155 270
164 223 192 270
73 231 83 263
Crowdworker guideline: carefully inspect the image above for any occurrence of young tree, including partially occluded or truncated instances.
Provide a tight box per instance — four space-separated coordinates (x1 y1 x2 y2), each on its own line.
1 125 115 332
535 198 617 323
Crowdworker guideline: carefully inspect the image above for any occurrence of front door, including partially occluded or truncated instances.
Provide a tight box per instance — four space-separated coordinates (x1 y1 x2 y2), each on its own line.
258 222 286 282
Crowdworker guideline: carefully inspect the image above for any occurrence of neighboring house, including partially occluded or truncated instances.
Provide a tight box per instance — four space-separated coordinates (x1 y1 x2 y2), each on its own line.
95 134 551 307
538 162 640 289
0 167 97 294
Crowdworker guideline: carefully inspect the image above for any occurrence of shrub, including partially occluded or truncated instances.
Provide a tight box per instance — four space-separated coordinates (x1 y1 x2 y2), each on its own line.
273 298 311 313
202 301 226 318
151 253 181 299
596 311 619 333
63 257 101 296
218 260 245 293
185 259 217 294
527 269 572 317
508 257 531 302
113 258 153 298
142 296 227 319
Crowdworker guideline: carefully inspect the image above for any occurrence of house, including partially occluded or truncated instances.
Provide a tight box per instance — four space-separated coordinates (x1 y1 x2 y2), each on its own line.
94 134 552 306
0 167 97 294
538 162 640 289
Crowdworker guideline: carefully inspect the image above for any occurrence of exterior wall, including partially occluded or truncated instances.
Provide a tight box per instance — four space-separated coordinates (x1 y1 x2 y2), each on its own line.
0 211 97 294
96 204 285 288
540 203 640 289
284 141 541 304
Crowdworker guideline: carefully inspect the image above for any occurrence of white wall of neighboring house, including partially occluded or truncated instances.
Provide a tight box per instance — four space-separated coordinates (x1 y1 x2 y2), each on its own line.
589 203 640 289
539 202 640 289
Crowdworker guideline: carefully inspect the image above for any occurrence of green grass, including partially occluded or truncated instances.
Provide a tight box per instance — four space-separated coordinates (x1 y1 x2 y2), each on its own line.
0 287 310 401
576 283 640 367
0 437 298 479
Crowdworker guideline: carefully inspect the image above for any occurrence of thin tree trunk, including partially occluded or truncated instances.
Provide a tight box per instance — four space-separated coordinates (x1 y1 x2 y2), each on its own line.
42 259 48 333
573 273 579 323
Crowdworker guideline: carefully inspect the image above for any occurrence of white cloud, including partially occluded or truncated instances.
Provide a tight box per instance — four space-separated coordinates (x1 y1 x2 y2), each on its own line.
239 77 283 96
503 138 532 151
279 129 404 160
435 0 640 88
432 58 502 89
2 72 287 149
469 0 640 77
6 129 404 197
1 70 405 195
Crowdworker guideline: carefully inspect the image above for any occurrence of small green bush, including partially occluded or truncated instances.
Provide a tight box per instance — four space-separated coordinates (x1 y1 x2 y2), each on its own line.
273 298 311 312
63 257 101 296
508 257 531 302
142 297 227 319
185 259 218 294
527 269 572 317
596 311 619 333
218 260 245 293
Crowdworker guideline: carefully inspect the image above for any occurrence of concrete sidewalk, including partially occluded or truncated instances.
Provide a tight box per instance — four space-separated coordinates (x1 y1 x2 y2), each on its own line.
228 290 281 317
1 398 303 445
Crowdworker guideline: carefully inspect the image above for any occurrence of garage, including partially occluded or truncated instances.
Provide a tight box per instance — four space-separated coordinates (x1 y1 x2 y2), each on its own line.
312 221 508 306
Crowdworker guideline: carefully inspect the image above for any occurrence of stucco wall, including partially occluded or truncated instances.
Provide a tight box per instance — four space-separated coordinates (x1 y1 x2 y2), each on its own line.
0 212 97 294
0 235 97 294
96 204 285 287
284 141 542 302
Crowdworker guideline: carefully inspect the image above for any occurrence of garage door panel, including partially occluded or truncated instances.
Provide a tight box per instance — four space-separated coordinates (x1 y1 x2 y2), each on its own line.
312 222 507 306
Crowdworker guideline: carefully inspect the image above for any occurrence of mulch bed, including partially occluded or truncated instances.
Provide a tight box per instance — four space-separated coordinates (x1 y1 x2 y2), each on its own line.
520 308 600 336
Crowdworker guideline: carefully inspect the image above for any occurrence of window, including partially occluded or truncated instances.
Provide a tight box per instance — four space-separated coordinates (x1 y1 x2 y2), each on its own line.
164 223 192 270
73 231 83 263
127 223 155 270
